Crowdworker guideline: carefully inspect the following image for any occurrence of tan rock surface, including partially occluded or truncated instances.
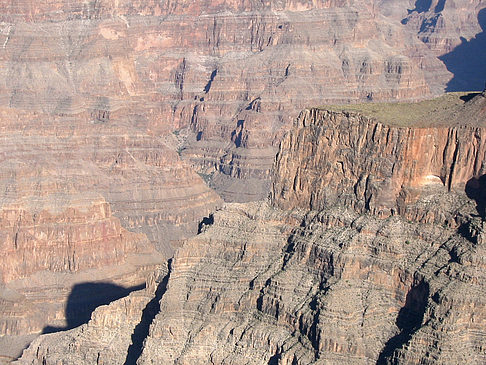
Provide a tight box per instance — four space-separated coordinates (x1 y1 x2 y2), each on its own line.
0 108 221 360
1 0 476 201
14 265 168 365
18 93 486 364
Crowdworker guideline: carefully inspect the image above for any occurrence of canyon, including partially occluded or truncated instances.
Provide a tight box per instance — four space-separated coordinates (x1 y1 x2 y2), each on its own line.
15 91 486 364
0 0 485 363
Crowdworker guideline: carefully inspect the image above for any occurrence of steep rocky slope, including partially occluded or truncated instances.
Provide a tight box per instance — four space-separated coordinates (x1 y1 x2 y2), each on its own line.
1 0 480 201
2 0 486 362
0 108 220 360
17 92 486 364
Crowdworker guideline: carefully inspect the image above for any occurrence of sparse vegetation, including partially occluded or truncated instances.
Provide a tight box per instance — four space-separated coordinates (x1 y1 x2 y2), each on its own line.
321 92 475 127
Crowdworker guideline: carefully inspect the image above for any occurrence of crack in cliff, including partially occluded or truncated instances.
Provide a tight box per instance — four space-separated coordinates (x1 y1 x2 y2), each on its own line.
123 259 172 365
376 279 429 365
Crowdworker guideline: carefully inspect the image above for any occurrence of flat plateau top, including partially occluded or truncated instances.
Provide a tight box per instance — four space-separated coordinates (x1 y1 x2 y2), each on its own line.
321 91 486 128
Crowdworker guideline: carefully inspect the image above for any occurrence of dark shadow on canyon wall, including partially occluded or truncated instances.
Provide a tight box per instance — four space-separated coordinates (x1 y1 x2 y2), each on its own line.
43 282 145 334
124 260 172 365
376 280 429 364
465 174 486 218
440 8 486 92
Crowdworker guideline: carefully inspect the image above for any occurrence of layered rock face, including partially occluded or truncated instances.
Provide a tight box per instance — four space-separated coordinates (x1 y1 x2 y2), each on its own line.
0 108 220 360
2 0 486 362
271 92 486 216
1 0 474 201
17 93 486 364
401 0 486 91
401 0 485 55
14 265 168 365
0 194 164 362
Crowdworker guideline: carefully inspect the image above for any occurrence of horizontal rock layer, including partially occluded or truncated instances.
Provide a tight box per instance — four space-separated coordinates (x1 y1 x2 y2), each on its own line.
1 0 479 201
17 92 486 364
0 108 221 359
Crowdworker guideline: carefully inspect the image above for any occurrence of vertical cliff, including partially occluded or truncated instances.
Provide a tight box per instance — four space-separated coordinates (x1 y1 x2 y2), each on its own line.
16 92 486 364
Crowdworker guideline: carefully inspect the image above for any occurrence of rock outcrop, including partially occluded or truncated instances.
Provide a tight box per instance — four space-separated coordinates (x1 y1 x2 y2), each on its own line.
1 0 478 202
14 265 168 365
17 92 486 364
271 92 486 217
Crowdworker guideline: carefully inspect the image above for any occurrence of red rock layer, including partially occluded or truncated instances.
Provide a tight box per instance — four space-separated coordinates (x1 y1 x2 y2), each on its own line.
14 93 486 365
271 94 486 217
0 0 461 201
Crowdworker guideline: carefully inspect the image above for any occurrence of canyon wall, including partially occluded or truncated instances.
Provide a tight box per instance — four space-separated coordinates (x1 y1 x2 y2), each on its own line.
17 92 486 364
1 0 481 201
1 0 485 362
0 108 220 360
272 92 486 216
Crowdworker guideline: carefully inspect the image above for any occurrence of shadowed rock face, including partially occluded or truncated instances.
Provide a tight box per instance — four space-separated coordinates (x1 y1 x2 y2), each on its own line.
401 1 486 91
16 93 486 365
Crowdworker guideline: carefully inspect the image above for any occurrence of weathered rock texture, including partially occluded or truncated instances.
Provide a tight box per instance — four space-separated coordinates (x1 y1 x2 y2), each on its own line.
2 0 486 362
14 265 168 365
0 108 221 360
401 0 486 91
271 92 486 216
17 93 486 364
1 0 482 202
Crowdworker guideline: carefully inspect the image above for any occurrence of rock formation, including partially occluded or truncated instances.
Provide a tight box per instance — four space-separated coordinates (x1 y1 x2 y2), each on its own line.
2 0 486 362
1 0 480 202
271 92 486 216
16 92 486 364
0 108 221 360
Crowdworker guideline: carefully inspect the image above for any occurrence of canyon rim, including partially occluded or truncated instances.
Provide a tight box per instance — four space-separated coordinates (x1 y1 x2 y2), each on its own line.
0 0 485 364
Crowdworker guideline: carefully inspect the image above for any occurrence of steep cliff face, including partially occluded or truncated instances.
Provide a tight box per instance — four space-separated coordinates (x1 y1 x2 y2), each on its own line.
17 93 486 364
401 0 486 91
401 0 485 55
0 198 145 284
0 196 164 361
271 92 486 216
0 0 472 201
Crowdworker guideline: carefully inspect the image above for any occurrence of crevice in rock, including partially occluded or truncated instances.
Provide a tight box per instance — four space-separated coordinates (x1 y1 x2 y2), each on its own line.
203 69 218 93
376 279 429 365
198 213 214 234
123 259 172 365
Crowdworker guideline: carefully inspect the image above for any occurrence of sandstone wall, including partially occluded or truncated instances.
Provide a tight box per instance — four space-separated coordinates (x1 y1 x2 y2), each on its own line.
1 0 475 201
272 93 486 217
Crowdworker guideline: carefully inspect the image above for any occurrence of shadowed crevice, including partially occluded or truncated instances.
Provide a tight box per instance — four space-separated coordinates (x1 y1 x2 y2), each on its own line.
376 280 429 364
465 174 486 218
198 214 214 233
124 259 172 365
439 8 486 92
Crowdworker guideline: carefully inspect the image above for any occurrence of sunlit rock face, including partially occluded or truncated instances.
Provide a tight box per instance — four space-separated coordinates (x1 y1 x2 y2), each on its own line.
0 0 473 202
272 95 486 216
1 0 485 362
0 108 220 360
16 93 486 365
